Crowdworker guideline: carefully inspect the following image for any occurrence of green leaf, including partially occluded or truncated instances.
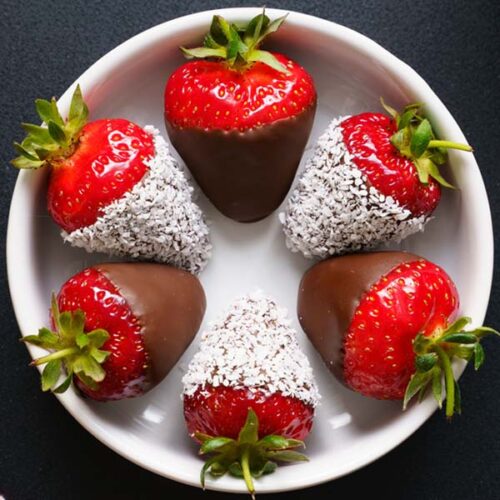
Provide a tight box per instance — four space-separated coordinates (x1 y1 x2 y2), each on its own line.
398 109 418 130
21 123 53 146
48 121 67 146
258 435 304 450
13 142 40 161
53 372 73 393
208 460 230 477
228 461 244 478
247 49 289 73
474 342 485 370
380 97 399 120
51 293 61 331
35 97 64 127
426 160 455 189
22 334 45 346
200 456 219 488
441 332 478 344
41 359 62 391
73 355 106 382
261 461 278 475
432 367 443 408
267 450 309 463
194 432 214 443
11 155 44 169
181 46 226 59
238 409 259 444
200 437 235 455
403 371 432 410
258 435 289 450
71 310 86 335
445 316 472 334
452 344 475 361
76 333 89 349
38 327 59 346
203 33 222 49
75 372 99 391
244 12 269 46
68 85 88 124
87 329 110 348
210 15 232 45
415 353 438 372
259 14 287 40
472 326 500 339
89 347 109 364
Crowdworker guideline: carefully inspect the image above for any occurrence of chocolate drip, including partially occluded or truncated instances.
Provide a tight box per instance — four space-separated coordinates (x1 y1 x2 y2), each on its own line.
97 263 206 387
165 101 316 222
298 252 419 381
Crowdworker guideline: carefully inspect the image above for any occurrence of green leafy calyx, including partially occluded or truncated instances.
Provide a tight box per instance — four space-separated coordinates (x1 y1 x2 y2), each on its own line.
403 316 499 419
11 85 88 169
380 98 473 188
181 9 290 74
196 409 308 498
23 294 110 393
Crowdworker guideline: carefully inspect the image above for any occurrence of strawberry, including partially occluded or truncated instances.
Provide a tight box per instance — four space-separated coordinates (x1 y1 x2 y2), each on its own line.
23 263 205 401
282 101 472 258
182 292 319 496
164 10 317 223
298 252 498 418
12 86 211 273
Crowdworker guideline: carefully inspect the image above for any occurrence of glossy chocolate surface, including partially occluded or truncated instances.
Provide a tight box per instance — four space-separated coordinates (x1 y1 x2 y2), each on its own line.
165 101 316 223
97 263 206 387
298 252 419 380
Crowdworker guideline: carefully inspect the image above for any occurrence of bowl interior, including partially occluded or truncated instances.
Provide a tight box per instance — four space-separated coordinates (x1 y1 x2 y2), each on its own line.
7 8 492 494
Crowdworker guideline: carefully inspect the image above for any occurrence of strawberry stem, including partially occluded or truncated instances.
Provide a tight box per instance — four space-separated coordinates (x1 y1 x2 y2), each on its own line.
241 446 256 499
427 140 473 152
434 344 455 419
30 347 79 366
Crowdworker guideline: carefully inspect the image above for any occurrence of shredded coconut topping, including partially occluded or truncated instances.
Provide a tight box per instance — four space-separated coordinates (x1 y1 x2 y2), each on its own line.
63 126 211 274
182 291 320 407
280 116 427 259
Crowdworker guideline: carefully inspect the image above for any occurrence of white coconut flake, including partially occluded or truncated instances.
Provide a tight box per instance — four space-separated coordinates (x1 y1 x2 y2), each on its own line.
280 116 427 259
182 291 320 408
63 126 211 274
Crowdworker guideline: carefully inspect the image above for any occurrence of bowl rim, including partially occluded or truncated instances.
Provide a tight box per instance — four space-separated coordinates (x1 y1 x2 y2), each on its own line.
7 7 494 494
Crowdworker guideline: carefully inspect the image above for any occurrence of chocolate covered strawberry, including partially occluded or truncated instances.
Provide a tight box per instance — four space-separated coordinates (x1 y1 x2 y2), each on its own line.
282 101 472 258
12 86 210 273
24 263 205 401
164 11 316 222
182 292 319 496
298 252 498 418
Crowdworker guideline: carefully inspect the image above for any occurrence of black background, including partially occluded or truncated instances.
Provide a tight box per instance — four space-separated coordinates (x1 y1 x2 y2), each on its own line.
1 1 499 499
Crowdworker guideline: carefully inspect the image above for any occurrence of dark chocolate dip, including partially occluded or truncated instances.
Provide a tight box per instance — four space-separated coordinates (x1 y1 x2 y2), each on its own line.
165 101 316 222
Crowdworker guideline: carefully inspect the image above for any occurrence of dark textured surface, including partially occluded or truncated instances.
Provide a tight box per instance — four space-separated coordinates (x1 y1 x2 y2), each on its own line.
1 0 499 498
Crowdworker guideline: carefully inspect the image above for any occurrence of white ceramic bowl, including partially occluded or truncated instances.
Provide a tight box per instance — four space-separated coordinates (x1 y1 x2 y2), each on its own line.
7 7 493 494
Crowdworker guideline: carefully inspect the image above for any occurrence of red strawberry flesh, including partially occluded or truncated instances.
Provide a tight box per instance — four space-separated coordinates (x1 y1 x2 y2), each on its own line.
343 259 459 399
57 267 149 400
341 113 441 216
165 54 316 131
184 386 314 441
47 118 154 232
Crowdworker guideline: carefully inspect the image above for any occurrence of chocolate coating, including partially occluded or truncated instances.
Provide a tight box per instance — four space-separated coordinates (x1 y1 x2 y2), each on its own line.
97 263 206 387
298 252 419 381
165 101 316 222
